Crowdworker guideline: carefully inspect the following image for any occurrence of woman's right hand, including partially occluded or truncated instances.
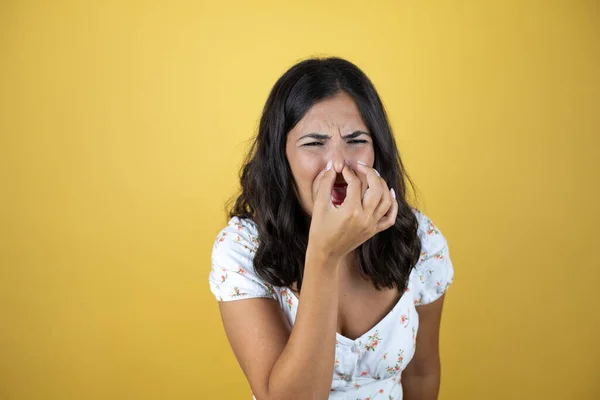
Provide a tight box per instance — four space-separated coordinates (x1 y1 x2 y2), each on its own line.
307 160 398 262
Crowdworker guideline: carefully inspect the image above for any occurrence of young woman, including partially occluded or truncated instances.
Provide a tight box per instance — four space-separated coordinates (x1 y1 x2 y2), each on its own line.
208 57 454 400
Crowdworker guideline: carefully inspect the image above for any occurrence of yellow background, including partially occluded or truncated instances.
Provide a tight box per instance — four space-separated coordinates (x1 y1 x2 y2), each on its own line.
1 0 599 399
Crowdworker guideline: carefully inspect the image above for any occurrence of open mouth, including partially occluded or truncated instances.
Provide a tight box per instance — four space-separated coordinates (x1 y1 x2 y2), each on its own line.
331 179 347 205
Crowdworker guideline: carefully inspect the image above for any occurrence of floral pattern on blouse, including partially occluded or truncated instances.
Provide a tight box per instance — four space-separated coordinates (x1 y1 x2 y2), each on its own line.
364 330 382 352
208 208 454 399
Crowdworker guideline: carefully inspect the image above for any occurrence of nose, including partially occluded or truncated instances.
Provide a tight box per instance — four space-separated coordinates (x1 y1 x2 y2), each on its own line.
328 143 351 173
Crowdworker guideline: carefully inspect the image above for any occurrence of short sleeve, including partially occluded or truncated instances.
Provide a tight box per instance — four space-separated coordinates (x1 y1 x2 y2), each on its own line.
408 209 455 306
208 217 277 302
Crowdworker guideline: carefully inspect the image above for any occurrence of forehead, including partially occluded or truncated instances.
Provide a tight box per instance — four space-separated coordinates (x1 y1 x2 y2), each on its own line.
290 92 367 137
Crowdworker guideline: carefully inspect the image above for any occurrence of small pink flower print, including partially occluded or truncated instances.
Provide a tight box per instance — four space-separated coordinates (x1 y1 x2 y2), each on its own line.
265 283 276 297
354 382 361 390
382 352 388 360
414 298 422 306
436 281 441 287
426 219 440 235
434 252 445 260
360 371 369 376
231 286 247 297
220 272 228 283
364 330 382 351
238 267 246 275
396 350 404 364
335 358 339 367
218 232 227 242
379 389 384 394
385 349 405 375
281 289 293 310
235 235 241 242
400 314 409 327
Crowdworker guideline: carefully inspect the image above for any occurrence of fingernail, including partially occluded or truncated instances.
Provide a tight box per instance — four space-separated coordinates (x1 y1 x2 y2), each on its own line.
374 169 381 177
357 160 367 166
325 160 332 171
390 188 396 199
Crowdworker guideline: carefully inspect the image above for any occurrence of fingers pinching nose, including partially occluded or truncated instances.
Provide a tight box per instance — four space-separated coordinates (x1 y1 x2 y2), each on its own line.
344 159 359 171
356 160 380 177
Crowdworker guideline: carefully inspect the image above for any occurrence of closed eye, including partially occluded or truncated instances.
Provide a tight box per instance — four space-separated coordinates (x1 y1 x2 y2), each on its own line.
302 140 368 147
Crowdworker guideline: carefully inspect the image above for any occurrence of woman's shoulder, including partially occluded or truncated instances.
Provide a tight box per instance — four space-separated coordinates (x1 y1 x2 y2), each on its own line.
410 207 449 249
411 207 439 236
219 215 259 237
209 216 278 302
408 207 455 305
212 216 259 252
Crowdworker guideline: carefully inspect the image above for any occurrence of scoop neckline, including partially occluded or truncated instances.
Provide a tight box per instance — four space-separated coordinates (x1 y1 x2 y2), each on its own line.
285 287 410 345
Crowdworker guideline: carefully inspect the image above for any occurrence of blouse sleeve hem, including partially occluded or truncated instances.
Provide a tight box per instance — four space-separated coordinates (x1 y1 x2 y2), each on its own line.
215 294 279 303
415 281 453 306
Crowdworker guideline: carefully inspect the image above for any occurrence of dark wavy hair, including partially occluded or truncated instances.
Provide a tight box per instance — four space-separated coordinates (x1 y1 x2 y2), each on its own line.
228 57 422 293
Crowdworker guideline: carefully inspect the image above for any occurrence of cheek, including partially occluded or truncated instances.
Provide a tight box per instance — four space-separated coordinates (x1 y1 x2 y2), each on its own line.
293 156 322 191
359 146 375 165
289 154 323 211
348 146 375 167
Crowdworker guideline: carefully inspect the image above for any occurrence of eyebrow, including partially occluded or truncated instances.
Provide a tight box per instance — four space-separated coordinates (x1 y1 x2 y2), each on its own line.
296 130 371 142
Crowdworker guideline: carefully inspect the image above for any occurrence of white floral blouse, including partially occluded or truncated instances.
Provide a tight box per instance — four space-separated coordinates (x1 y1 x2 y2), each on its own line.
208 208 454 400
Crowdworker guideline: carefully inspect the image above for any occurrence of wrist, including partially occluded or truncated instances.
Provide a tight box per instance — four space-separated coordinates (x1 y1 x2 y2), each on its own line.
306 245 343 271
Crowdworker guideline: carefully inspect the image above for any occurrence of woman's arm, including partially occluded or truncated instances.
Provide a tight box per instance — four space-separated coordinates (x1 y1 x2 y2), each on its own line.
402 294 446 400
219 248 342 400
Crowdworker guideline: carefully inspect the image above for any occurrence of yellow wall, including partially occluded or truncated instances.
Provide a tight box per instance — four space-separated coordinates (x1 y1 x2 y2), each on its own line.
1 1 598 399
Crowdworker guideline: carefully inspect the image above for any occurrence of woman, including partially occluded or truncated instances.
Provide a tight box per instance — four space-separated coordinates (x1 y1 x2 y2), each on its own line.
208 57 454 400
